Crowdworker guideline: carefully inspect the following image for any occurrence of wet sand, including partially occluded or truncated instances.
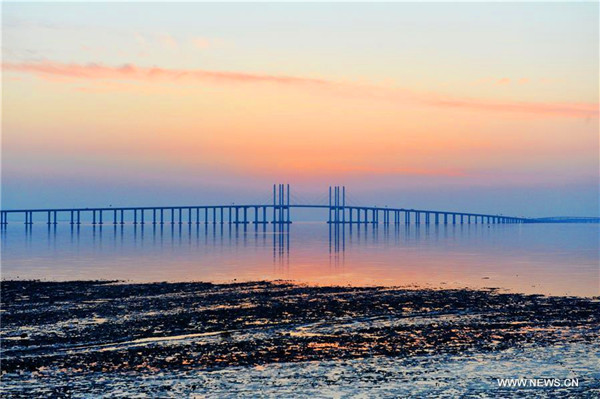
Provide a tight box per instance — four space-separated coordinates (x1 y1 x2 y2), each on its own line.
1 280 599 397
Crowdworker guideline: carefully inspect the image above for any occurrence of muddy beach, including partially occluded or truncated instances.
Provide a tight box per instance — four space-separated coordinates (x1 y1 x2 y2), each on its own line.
1 280 599 397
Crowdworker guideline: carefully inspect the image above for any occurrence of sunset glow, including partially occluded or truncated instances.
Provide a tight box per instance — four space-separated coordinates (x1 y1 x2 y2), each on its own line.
2 3 598 216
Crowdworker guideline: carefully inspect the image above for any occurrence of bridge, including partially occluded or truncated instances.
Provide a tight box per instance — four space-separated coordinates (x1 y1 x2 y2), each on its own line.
0 184 595 227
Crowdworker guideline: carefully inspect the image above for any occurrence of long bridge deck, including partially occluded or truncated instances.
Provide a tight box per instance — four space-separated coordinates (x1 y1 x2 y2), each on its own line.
1 185 597 226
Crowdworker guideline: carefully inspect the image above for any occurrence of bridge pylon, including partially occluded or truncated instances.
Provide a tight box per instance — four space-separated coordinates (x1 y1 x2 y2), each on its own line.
272 183 291 224
328 185 346 224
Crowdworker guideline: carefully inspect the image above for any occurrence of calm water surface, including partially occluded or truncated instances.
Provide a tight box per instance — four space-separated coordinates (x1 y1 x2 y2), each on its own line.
1 223 598 296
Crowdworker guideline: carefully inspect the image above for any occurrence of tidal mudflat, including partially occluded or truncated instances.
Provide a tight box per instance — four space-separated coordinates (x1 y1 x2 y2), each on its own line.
1 280 599 397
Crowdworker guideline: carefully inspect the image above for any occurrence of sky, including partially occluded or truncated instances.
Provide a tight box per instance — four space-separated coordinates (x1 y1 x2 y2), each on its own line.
2 2 598 217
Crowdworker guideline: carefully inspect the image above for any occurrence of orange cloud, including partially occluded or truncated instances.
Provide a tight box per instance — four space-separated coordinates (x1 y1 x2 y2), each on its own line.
4 60 597 119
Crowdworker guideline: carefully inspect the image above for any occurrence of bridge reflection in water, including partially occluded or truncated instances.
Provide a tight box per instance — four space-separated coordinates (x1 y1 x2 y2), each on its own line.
4 220 598 296
14 220 467 269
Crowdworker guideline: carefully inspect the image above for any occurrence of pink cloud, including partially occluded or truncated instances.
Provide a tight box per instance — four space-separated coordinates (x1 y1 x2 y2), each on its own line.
133 32 147 47
425 97 596 118
474 77 531 86
158 33 177 49
3 60 597 119
2 60 329 86
192 37 210 49
330 165 466 177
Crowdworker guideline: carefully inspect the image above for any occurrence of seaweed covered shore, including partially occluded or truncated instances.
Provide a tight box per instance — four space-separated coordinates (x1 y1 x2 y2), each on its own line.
1 280 599 397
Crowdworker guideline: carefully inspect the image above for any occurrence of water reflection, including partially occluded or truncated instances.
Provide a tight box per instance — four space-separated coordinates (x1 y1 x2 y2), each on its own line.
1 222 598 296
273 223 290 270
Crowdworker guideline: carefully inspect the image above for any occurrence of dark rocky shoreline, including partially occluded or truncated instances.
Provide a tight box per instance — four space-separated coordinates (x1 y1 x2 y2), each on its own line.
1 280 599 397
